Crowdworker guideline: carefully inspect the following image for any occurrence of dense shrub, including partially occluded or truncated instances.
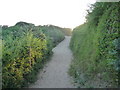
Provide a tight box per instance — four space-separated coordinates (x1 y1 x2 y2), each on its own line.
39 25 65 46
70 2 120 87
2 22 65 88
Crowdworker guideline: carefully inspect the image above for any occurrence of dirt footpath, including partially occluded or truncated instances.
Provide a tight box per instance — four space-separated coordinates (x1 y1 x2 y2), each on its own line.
29 36 75 88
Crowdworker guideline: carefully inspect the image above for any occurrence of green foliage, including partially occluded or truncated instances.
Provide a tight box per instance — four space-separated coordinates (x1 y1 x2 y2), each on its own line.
70 2 119 87
39 25 65 46
2 32 47 88
61 28 72 36
2 22 65 88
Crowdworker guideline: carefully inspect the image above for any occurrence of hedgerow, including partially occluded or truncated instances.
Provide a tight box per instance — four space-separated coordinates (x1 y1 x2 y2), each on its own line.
2 22 65 88
70 2 120 87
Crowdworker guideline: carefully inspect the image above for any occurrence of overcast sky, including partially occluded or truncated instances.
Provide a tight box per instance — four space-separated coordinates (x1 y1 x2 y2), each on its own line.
0 0 96 29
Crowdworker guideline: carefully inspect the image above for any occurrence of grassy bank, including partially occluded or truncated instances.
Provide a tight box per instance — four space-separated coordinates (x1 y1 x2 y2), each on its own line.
70 2 120 88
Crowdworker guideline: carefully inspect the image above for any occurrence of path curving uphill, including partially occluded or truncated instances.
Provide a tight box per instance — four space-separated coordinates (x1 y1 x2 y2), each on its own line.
29 36 75 88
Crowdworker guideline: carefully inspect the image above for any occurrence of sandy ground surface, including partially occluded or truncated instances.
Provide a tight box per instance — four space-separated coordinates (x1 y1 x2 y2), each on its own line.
29 36 75 88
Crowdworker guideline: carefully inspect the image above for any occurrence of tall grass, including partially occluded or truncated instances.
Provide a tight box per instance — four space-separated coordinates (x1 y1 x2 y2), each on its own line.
70 2 119 87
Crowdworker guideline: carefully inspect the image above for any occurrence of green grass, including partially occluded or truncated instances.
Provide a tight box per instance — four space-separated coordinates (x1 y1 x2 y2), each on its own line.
69 2 119 88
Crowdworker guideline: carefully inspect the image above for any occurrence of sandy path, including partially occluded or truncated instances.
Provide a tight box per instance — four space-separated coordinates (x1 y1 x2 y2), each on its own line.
29 36 75 88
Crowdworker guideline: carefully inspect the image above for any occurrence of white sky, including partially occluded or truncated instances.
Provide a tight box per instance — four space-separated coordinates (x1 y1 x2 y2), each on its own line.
0 0 96 29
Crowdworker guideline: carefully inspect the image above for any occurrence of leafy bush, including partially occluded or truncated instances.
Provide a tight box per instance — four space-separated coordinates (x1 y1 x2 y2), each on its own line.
2 32 47 88
2 22 65 88
39 25 65 46
70 2 119 87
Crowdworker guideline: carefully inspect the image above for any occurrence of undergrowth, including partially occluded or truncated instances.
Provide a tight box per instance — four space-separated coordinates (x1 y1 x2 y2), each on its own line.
69 2 120 88
2 22 69 88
